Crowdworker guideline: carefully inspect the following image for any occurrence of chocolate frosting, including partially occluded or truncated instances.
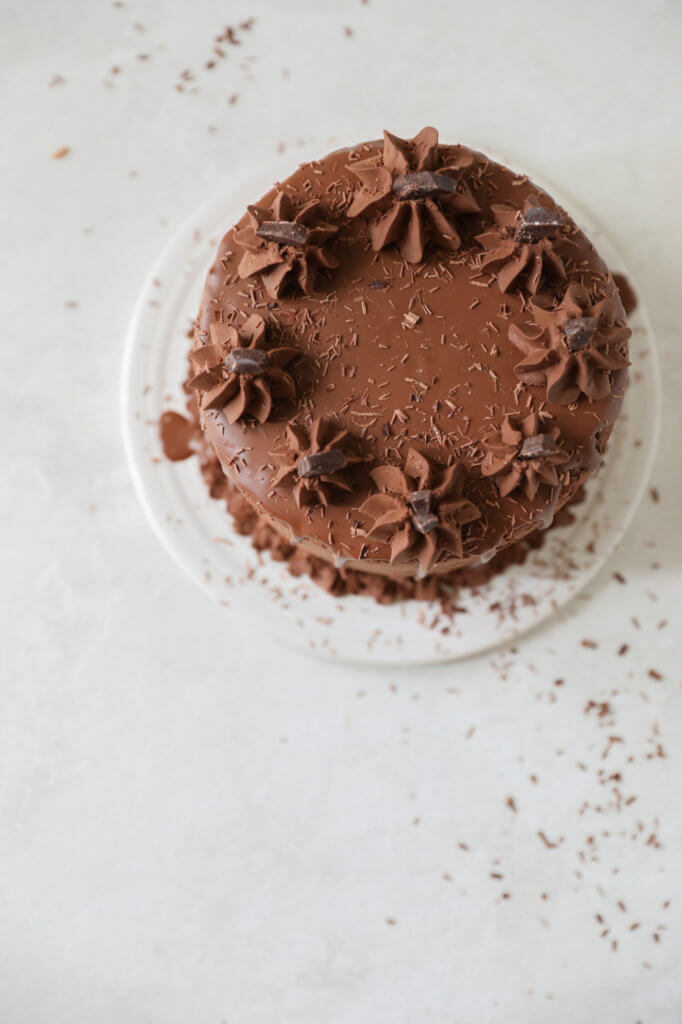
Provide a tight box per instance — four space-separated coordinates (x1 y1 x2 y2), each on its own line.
234 192 338 298
187 313 299 423
346 127 480 263
270 417 361 509
476 196 570 294
481 412 568 501
509 283 631 405
360 448 480 574
193 129 629 577
160 396 586 606
159 409 200 461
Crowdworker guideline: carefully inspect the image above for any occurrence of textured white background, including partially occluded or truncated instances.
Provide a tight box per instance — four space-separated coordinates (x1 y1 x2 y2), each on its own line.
2 1 682 1021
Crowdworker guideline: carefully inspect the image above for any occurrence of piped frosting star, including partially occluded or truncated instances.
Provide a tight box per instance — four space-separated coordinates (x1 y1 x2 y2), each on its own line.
188 314 299 424
359 447 481 574
509 282 631 404
481 412 569 500
270 417 361 509
346 126 480 263
233 191 339 298
476 195 569 294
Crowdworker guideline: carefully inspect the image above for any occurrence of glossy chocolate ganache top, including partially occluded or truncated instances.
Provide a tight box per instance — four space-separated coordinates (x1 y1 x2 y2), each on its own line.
190 128 630 577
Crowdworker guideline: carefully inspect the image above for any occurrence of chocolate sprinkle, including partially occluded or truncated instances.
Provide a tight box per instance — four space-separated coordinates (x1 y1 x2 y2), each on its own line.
224 347 271 375
296 449 348 478
514 205 566 243
255 220 310 248
392 171 459 202
562 316 598 352
517 435 559 460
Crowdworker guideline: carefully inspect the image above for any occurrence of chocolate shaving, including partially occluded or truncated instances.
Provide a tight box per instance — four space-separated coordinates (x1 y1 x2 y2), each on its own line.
562 316 598 352
517 435 559 460
392 171 459 202
255 220 310 248
514 205 566 243
296 449 348 478
223 347 271 375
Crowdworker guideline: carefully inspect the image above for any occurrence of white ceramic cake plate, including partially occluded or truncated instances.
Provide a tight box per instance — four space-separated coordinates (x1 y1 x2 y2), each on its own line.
121 151 660 665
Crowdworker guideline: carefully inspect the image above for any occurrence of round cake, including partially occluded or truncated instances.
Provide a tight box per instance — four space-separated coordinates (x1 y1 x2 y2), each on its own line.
188 127 630 579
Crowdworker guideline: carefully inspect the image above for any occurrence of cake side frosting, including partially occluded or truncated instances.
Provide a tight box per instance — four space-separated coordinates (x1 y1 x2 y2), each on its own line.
190 129 630 577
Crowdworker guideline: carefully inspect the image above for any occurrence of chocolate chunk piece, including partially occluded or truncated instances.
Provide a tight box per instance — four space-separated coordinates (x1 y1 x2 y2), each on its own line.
392 172 459 202
408 489 434 515
562 316 598 352
411 509 440 534
255 220 310 248
296 449 348 478
224 347 271 375
514 205 566 243
408 490 439 533
517 435 559 460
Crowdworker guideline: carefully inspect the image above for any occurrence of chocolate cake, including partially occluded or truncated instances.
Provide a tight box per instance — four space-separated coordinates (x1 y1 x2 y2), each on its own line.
175 128 631 582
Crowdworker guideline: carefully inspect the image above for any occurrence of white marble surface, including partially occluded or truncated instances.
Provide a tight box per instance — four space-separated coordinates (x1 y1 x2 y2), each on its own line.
2 1 682 1021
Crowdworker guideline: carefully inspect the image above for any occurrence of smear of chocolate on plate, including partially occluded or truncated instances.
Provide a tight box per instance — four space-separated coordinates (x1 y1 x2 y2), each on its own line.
612 272 638 316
